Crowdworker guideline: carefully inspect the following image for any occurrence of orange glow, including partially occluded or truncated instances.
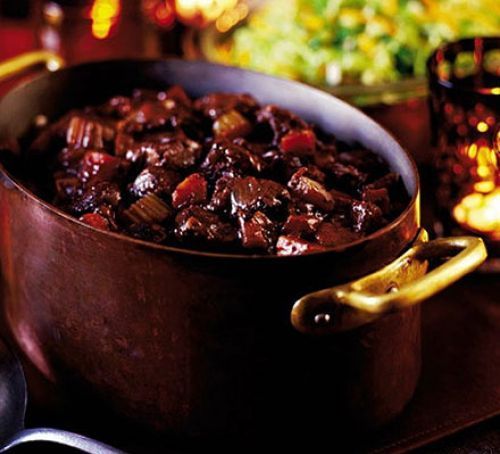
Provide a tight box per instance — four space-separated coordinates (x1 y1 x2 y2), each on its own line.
453 143 500 239
143 0 175 28
175 0 239 27
216 2 248 32
477 121 489 132
90 0 121 40
453 188 500 239
155 2 175 27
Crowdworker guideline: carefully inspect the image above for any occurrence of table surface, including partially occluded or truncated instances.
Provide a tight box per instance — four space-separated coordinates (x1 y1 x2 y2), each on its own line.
0 13 499 454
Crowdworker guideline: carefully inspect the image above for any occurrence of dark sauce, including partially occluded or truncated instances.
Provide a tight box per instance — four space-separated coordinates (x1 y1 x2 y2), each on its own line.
25 87 410 255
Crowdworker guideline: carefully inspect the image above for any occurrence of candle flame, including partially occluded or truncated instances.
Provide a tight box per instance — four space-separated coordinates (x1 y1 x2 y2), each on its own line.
452 142 500 239
453 189 500 240
90 0 121 40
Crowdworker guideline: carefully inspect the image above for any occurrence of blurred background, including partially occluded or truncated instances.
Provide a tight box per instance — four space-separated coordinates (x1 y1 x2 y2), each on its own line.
1 0 498 158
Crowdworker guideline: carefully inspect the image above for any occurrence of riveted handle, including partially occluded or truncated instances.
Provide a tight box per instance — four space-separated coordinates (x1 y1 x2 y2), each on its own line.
291 231 487 335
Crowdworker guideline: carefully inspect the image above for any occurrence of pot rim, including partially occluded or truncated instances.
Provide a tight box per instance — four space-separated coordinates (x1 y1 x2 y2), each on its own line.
0 58 420 261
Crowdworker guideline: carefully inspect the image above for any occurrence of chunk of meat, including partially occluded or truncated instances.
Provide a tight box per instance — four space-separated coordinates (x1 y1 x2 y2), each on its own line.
288 168 334 211
54 175 81 201
124 141 161 165
230 176 290 217
282 214 322 238
127 222 168 243
125 135 203 168
365 172 400 191
239 211 276 250
257 105 307 143
58 147 86 170
362 187 390 214
330 188 356 211
207 176 235 212
162 98 200 132
100 96 133 119
160 137 202 169
129 167 181 199
122 101 170 133
338 149 386 176
175 206 236 244
115 132 135 157
122 133 176 163
194 93 259 119
201 139 263 179
232 138 268 156
313 147 337 170
351 200 385 233
302 165 327 183
71 182 121 214
330 161 368 191
315 222 360 247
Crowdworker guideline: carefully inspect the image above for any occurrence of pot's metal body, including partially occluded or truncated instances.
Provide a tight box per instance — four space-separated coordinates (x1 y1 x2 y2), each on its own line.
0 59 431 441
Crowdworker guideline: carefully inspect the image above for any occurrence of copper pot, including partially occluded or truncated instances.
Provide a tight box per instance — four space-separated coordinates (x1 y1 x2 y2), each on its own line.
0 53 487 444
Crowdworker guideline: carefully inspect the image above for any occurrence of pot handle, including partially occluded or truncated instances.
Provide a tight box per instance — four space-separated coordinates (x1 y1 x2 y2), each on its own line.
0 51 64 83
291 230 487 335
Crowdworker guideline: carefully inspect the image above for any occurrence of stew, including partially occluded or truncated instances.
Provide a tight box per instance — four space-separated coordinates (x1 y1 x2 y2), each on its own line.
25 87 409 255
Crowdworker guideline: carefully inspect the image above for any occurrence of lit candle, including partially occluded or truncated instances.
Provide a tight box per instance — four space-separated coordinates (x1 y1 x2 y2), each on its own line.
428 37 499 247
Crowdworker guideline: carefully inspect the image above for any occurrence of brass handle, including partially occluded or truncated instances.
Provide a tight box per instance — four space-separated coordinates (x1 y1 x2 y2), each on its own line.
0 51 64 83
291 231 487 335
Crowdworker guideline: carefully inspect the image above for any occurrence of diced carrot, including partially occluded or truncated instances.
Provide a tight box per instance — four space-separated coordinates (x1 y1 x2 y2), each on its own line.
172 173 208 209
80 213 109 230
279 129 316 155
